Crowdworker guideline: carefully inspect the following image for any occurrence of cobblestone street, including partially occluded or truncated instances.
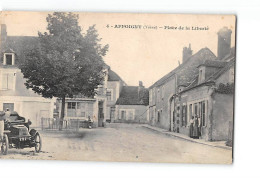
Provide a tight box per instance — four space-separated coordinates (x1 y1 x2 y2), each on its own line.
0 123 232 164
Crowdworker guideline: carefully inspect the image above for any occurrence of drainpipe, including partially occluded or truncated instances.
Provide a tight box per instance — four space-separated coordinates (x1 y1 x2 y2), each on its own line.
207 85 216 141
170 74 178 132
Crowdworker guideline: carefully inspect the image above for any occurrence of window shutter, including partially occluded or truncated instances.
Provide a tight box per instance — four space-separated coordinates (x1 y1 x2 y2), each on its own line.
8 73 14 90
119 110 122 119
2 74 8 89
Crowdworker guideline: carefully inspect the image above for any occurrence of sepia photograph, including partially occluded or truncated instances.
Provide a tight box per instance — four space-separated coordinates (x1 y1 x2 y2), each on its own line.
0 11 236 164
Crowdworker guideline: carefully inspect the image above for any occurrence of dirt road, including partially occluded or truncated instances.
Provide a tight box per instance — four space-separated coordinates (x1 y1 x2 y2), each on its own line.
0 123 232 164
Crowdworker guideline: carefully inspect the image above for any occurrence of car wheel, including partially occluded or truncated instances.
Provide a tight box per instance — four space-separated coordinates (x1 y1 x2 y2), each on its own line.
1 134 9 155
34 133 42 153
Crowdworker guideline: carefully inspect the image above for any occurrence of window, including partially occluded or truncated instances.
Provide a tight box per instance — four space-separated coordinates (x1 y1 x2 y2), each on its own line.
153 108 156 121
77 102 81 109
162 86 165 99
157 89 160 104
189 104 193 122
201 101 206 126
6 55 12 65
67 102 86 117
119 109 135 120
199 70 202 83
121 110 126 120
182 105 187 127
68 102 76 109
194 103 198 117
2 73 14 90
110 107 115 119
3 53 15 65
128 111 134 120
67 102 76 117
188 101 207 127
107 90 112 101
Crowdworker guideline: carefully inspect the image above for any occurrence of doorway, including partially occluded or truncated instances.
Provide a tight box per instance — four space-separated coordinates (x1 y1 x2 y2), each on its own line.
98 101 104 127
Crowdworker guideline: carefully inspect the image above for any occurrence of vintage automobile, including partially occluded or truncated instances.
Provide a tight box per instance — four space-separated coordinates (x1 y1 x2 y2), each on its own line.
1 111 42 155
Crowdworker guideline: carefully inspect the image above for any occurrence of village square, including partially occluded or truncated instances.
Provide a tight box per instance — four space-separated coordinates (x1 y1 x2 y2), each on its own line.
0 12 235 164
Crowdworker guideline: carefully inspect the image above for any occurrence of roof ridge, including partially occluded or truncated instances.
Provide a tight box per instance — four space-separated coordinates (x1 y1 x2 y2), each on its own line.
208 58 235 81
149 47 216 89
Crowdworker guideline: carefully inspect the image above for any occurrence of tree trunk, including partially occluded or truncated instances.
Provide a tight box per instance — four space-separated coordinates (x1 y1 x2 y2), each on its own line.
59 96 66 131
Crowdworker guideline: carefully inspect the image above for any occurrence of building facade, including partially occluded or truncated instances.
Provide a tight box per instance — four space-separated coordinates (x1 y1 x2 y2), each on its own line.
57 67 127 127
115 82 149 123
149 47 216 130
0 24 55 127
149 27 235 141
105 69 126 122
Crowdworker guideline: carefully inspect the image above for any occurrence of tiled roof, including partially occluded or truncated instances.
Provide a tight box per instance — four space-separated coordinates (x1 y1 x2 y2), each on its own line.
149 47 216 89
180 55 235 93
1 36 39 65
207 58 235 81
116 86 149 106
108 69 125 83
197 60 228 68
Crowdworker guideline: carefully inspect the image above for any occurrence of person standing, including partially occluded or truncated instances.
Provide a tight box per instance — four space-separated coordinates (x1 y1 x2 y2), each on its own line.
189 116 194 138
5 108 11 122
197 115 202 138
193 115 199 139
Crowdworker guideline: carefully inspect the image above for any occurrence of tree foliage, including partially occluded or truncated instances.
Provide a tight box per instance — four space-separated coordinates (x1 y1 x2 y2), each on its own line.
216 83 234 94
20 12 109 126
21 12 109 99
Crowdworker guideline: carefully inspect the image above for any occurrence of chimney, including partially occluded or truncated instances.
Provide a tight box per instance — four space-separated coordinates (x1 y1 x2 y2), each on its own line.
1 24 7 43
138 81 144 99
217 27 232 60
182 43 192 63
139 81 143 87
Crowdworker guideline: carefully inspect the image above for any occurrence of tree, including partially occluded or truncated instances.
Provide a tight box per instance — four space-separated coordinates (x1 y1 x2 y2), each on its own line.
20 12 109 130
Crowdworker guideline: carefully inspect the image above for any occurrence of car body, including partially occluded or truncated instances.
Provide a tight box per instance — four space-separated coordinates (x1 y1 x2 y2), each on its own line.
1 111 42 155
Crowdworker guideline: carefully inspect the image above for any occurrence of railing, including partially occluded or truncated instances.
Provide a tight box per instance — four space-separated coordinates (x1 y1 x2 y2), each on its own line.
41 118 91 131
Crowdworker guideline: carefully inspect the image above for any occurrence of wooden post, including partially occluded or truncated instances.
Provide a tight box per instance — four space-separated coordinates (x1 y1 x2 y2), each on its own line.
77 119 79 132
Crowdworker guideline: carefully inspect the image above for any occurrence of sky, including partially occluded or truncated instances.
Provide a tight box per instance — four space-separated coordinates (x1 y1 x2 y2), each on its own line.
0 11 236 87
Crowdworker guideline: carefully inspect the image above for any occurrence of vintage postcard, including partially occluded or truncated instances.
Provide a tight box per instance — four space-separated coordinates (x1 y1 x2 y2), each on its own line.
0 11 235 164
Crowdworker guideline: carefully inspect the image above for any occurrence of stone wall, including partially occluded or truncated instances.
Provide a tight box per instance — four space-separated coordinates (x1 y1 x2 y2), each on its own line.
212 93 234 141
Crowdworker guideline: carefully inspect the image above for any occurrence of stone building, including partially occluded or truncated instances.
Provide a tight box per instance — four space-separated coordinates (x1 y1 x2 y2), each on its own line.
0 24 55 127
149 47 216 130
149 27 235 141
105 68 126 122
114 81 149 123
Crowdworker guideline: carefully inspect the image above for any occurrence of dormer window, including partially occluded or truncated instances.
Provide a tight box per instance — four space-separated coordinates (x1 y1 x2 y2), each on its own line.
3 53 15 65
199 69 203 82
198 66 205 84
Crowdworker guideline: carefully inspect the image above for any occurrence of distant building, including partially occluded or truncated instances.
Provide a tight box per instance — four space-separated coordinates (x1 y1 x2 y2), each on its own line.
115 81 149 123
0 24 55 127
106 68 126 122
149 27 235 141
58 67 126 127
